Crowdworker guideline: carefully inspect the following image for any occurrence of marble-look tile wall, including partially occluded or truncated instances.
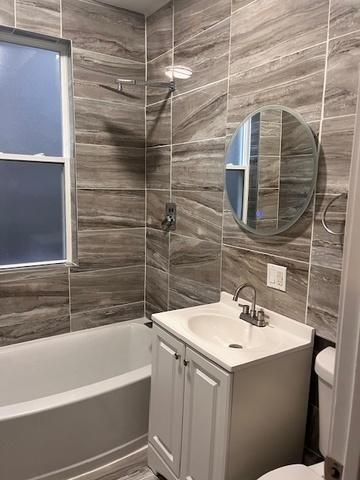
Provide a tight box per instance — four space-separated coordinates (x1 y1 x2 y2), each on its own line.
145 0 360 344
0 0 146 346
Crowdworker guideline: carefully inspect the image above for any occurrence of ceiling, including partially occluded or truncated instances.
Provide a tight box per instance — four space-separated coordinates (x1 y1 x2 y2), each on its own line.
104 0 169 16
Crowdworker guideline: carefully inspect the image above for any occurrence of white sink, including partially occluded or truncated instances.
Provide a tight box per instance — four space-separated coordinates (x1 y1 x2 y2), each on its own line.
152 292 314 372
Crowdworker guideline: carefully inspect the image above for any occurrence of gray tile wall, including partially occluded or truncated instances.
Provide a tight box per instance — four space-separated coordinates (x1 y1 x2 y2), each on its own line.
145 0 360 344
0 0 146 346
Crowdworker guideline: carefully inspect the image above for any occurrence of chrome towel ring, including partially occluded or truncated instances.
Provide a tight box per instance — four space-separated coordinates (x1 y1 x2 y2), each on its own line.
321 193 347 235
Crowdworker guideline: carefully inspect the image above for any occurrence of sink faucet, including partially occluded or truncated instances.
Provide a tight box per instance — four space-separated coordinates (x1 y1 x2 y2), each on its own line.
233 283 266 327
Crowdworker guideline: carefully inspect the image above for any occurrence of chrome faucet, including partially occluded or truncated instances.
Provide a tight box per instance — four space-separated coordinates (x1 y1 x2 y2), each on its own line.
233 283 266 327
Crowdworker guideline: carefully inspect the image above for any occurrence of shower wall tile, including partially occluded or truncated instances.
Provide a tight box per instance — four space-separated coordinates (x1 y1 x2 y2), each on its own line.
146 228 169 272
146 190 170 230
317 115 355 194
147 1 173 61
221 246 309 322
324 32 360 118
172 139 225 191
62 0 145 61
71 302 144 331
173 19 230 95
307 265 342 342
73 48 145 107
230 0 328 75
76 144 145 190
311 195 347 271
173 80 227 144
232 0 258 14
147 50 173 105
70 266 144 314
77 228 145 271
174 0 231 46
16 0 60 36
0 268 70 346
78 189 145 230
146 101 172 147
146 147 171 190
75 97 145 148
169 274 220 310
172 190 223 243
329 0 360 40
0 0 14 26
146 266 169 313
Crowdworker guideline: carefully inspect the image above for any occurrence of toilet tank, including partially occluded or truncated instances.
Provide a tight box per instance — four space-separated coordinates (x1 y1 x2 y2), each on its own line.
315 347 336 457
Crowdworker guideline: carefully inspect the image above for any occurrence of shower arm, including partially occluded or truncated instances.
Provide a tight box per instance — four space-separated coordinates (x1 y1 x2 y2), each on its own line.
116 78 176 93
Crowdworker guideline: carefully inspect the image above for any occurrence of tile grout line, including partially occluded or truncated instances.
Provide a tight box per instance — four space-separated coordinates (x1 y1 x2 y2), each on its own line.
13 0 16 27
144 15 148 319
60 0 63 37
305 0 332 326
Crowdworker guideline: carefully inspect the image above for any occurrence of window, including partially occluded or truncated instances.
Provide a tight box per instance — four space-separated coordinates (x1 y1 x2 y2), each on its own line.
0 32 74 268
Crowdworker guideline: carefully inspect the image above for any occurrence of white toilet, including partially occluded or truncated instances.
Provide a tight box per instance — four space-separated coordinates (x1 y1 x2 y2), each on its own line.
258 347 336 480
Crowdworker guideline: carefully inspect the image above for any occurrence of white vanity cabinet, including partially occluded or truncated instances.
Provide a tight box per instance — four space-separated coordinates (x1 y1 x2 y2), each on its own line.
148 322 313 480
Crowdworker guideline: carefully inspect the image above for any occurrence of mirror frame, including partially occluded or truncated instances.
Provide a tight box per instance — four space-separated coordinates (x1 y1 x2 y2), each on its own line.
225 105 319 237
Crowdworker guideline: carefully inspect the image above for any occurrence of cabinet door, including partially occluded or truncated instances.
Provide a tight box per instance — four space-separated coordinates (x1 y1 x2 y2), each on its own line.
149 325 185 476
180 348 231 480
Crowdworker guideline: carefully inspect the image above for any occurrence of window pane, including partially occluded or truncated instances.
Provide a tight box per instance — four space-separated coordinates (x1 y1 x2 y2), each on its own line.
0 160 66 266
0 41 63 156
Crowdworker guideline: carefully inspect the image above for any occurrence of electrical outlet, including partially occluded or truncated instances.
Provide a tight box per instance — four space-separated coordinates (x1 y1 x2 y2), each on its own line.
267 264 287 292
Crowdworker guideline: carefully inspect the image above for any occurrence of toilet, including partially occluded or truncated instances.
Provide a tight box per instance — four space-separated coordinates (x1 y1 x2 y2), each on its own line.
258 347 336 479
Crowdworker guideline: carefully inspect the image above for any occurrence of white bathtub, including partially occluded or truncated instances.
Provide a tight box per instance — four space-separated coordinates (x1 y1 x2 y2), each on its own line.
0 321 152 480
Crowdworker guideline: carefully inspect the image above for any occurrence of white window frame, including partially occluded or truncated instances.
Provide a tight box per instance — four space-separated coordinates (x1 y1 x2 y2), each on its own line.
0 30 76 270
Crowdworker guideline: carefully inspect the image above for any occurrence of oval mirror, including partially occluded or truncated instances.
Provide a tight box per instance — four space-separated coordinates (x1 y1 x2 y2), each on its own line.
225 106 318 236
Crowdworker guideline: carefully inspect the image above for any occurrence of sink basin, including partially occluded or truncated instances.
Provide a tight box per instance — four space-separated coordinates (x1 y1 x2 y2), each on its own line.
186 313 265 349
152 292 314 372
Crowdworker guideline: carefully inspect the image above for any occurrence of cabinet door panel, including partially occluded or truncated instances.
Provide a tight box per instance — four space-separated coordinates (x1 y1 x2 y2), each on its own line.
149 325 185 476
180 348 231 480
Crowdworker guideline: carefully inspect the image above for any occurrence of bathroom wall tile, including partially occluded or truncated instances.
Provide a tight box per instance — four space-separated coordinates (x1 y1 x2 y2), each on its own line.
169 274 220 310
330 0 360 40
228 46 326 133
16 0 60 36
317 115 355 194
223 197 313 263
170 234 221 291
311 194 347 270
71 302 144 331
146 190 170 230
222 245 309 322
172 191 223 243
62 0 145 61
73 49 145 107
174 0 231 46
146 266 169 313
146 228 169 272
77 228 145 270
0 268 69 346
324 32 360 118
172 139 225 191
307 265 341 342
0 0 14 26
230 0 328 75
147 51 173 105
232 0 258 14
173 19 230 95
147 1 173 62
146 146 171 190
173 80 227 144
76 144 145 190
75 97 145 148
146 101 171 147
258 156 280 189
78 189 145 230
70 266 144 313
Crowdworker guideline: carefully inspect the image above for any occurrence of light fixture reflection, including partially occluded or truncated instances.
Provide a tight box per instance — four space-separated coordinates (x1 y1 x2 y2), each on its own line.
165 65 193 80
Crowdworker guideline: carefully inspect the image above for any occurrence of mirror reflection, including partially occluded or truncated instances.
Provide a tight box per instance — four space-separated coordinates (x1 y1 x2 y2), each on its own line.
225 107 317 236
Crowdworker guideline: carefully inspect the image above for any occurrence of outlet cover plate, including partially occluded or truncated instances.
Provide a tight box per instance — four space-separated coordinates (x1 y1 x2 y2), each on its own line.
267 263 287 292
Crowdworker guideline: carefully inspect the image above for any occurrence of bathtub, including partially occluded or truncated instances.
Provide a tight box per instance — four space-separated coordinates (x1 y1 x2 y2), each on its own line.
0 321 152 480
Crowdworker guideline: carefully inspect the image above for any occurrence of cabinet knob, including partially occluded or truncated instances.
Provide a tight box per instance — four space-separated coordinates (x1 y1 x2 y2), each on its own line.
174 353 180 360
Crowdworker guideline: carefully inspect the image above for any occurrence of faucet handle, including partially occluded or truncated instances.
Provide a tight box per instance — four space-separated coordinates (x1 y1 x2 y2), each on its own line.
239 304 250 315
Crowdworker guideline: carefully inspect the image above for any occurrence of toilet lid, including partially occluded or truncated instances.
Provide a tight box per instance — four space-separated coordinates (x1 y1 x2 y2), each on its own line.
258 464 321 480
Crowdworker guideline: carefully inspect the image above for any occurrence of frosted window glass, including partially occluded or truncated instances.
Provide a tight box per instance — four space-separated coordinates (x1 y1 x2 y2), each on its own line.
0 41 63 156
0 161 66 266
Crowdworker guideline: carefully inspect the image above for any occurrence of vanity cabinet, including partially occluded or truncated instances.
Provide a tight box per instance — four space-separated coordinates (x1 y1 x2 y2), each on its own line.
148 323 312 480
